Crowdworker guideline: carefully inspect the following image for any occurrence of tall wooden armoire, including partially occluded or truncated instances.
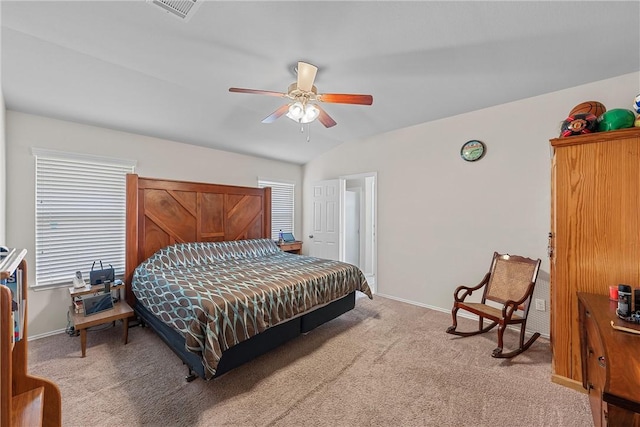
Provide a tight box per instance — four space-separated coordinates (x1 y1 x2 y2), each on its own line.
550 127 640 388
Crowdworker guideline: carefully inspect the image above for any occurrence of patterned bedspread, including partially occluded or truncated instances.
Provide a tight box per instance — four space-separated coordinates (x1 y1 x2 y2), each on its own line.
132 239 372 379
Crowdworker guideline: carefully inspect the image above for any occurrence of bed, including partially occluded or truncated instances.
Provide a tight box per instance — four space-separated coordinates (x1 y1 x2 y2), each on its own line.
124 174 372 380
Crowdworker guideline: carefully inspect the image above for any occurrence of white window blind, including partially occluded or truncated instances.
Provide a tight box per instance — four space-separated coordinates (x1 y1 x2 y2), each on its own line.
33 149 136 288
258 179 294 241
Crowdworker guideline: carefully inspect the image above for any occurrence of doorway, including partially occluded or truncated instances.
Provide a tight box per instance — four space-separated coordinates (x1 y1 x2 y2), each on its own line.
343 173 377 293
309 173 377 293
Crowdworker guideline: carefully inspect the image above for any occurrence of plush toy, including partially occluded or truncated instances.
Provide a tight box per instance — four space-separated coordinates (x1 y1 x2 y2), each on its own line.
597 109 636 132
560 113 598 137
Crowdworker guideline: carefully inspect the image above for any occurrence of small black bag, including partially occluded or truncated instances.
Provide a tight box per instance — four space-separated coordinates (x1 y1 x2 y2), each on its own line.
89 261 115 285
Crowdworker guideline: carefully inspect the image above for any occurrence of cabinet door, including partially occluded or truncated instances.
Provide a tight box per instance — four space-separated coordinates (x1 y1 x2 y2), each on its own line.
552 135 640 381
585 313 606 427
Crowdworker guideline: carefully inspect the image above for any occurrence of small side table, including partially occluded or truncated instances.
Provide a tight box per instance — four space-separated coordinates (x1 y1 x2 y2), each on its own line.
277 241 302 254
69 283 125 304
69 301 134 357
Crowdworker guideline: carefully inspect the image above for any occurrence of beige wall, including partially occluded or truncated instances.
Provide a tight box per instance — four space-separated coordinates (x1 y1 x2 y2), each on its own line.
5 111 302 337
303 72 640 337
5 73 639 338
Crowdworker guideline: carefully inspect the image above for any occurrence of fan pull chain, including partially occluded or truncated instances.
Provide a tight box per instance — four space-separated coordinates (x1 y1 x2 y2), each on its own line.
297 121 312 142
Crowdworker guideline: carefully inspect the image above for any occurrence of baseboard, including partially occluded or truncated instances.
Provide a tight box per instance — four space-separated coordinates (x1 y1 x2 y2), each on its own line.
375 292 550 339
28 328 68 341
375 292 453 315
552 374 586 394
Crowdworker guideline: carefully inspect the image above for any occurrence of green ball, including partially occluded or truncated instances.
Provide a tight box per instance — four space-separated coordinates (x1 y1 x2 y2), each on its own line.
597 108 636 131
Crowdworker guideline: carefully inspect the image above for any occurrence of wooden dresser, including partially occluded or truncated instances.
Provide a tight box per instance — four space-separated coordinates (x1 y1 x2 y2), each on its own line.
578 293 640 427
550 128 640 387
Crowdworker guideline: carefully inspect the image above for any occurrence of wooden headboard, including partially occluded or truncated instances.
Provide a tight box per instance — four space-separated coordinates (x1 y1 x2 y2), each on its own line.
124 174 271 305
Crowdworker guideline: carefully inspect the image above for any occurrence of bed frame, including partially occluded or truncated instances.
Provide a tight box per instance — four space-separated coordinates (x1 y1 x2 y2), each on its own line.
124 174 355 380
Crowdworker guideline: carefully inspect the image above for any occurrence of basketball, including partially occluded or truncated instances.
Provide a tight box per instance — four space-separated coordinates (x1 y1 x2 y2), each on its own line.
560 113 598 137
569 101 606 118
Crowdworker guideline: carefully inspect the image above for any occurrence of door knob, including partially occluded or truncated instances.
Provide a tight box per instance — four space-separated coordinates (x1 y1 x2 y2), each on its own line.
309 235 314 238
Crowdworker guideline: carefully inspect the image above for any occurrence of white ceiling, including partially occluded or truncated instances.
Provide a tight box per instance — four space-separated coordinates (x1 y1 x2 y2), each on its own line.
2 1 639 164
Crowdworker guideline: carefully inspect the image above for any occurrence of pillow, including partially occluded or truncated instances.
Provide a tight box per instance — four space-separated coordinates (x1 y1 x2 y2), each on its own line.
138 239 280 271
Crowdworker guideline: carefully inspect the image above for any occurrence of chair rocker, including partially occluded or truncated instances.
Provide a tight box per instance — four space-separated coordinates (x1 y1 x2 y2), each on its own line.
446 252 542 358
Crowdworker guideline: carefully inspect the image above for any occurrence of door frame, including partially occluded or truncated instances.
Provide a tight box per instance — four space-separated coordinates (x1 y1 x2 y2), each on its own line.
344 186 362 267
340 172 377 293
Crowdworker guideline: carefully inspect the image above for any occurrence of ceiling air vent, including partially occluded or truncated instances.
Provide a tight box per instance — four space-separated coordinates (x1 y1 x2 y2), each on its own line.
148 0 202 22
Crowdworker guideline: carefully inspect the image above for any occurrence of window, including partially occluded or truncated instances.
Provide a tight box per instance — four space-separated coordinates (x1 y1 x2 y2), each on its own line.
258 179 294 241
32 148 136 288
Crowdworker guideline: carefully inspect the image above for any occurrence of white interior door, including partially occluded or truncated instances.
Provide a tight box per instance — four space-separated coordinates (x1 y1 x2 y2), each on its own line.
309 179 344 260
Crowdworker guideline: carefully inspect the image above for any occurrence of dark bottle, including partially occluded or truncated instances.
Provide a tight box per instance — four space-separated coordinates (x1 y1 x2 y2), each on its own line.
617 284 632 318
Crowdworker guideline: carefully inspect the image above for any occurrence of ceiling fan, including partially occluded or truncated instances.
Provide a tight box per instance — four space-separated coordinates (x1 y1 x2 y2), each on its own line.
229 61 373 128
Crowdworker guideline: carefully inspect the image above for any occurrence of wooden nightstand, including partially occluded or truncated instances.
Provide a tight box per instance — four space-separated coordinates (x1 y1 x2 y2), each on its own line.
69 301 133 357
277 241 302 254
69 284 133 357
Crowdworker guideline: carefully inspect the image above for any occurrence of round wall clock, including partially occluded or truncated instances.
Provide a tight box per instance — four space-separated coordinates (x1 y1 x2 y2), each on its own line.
460 140 486 162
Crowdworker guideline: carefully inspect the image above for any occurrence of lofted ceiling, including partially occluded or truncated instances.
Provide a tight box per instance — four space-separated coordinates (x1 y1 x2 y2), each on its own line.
2 1 639 165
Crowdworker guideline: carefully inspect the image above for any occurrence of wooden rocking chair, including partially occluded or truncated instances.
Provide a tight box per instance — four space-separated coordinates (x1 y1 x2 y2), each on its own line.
446 252 542 358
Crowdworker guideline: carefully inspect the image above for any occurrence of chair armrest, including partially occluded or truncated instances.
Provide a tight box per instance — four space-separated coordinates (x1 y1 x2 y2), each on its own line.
501 300 518 319
453 273 490 302
501 282 536 318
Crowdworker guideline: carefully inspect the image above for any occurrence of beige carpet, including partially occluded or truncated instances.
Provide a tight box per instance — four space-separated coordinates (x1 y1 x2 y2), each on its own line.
29 295 592 427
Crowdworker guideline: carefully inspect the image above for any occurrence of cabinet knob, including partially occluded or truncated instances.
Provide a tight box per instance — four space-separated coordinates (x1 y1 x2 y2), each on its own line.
597 356 606 368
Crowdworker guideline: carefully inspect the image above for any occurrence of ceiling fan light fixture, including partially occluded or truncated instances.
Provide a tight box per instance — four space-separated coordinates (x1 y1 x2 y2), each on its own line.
287 102 304 120
303 104 319 122
286 102 319 124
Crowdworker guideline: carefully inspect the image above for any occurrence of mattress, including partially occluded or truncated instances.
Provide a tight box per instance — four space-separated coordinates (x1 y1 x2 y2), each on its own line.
132 239 372 379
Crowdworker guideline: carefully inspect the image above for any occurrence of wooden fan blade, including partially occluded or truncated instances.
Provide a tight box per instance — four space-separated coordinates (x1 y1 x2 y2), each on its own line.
316 105 337 128
318 93 373 105
261 104 290 124
229 87 286 97
297 62 318 92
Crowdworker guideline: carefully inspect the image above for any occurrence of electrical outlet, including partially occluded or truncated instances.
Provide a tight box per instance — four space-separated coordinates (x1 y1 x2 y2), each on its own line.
535 298 546 312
